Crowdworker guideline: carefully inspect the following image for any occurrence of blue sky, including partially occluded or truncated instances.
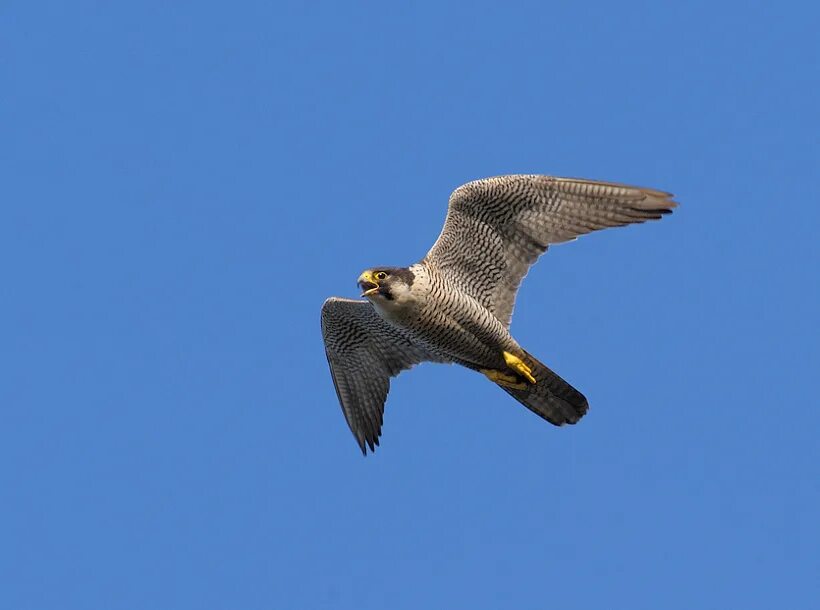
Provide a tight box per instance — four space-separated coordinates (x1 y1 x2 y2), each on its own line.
2 1 818 608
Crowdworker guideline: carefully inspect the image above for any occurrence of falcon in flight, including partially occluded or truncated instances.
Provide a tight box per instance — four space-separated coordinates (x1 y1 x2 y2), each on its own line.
321 175 676 454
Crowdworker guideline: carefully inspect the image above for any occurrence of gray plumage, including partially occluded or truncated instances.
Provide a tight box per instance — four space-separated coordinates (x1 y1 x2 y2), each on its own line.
320 298 443 453
321 175 677 454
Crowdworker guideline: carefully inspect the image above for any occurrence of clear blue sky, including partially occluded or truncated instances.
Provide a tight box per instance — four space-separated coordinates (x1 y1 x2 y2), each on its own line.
2 1 818 608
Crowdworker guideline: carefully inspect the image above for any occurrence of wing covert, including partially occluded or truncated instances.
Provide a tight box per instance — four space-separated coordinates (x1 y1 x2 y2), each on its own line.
425 175 676 328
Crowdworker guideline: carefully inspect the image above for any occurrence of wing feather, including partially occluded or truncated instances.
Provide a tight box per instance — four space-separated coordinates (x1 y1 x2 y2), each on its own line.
320 297 436 454
425 175 676 328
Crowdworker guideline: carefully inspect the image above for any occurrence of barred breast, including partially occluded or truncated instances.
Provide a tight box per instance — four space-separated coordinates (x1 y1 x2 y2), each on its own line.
389 263 517 370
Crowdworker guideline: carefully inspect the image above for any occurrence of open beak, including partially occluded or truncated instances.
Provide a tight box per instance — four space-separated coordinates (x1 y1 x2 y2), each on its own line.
358 271 380 297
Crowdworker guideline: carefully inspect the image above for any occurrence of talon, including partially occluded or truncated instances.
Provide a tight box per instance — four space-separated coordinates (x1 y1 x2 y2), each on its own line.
503 351 536 384
480 368 529 390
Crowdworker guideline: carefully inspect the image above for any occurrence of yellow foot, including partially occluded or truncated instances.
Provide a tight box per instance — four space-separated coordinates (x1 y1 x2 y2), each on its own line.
480 368 529 390
503 351 537 384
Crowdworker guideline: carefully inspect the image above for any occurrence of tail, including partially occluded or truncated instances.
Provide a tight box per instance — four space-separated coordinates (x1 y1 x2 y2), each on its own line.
498 350 589 426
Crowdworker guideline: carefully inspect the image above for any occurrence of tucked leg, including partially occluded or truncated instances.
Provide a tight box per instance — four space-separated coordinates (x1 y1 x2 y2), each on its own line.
480 368 529 390
503 351 536 384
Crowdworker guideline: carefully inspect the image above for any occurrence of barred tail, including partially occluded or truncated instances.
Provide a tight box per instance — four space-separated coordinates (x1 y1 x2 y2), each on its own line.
498 350 589 426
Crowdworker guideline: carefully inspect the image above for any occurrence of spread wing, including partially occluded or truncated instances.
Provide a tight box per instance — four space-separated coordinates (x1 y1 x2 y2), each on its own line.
320 297 438 454
425 175 677 328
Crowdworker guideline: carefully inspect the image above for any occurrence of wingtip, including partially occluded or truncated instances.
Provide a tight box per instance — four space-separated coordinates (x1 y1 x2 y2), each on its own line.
356 435 380 456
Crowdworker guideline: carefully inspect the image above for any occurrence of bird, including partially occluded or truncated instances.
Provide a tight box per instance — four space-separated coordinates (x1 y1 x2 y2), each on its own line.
321 174 676 454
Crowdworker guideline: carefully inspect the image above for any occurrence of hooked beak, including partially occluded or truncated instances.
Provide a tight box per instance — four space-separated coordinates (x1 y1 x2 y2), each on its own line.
358 271 380 297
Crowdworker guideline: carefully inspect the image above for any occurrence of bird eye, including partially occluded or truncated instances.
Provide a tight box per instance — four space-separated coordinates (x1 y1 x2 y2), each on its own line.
375 271 387 281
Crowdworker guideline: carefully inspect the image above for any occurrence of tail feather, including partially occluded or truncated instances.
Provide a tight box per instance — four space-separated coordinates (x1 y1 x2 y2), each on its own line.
497 350 589 425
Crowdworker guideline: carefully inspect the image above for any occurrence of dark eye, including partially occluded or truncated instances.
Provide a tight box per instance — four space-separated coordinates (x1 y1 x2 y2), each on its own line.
375 271 387 281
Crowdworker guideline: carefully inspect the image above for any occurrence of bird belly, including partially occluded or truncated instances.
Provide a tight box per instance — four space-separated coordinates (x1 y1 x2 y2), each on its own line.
397 299 515 370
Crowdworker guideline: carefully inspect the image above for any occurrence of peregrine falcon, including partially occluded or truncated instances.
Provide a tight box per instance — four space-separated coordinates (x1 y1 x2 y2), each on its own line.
321 175 676 454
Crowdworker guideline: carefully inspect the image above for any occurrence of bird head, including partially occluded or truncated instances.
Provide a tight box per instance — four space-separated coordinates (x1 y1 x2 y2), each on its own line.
357 267 415 302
